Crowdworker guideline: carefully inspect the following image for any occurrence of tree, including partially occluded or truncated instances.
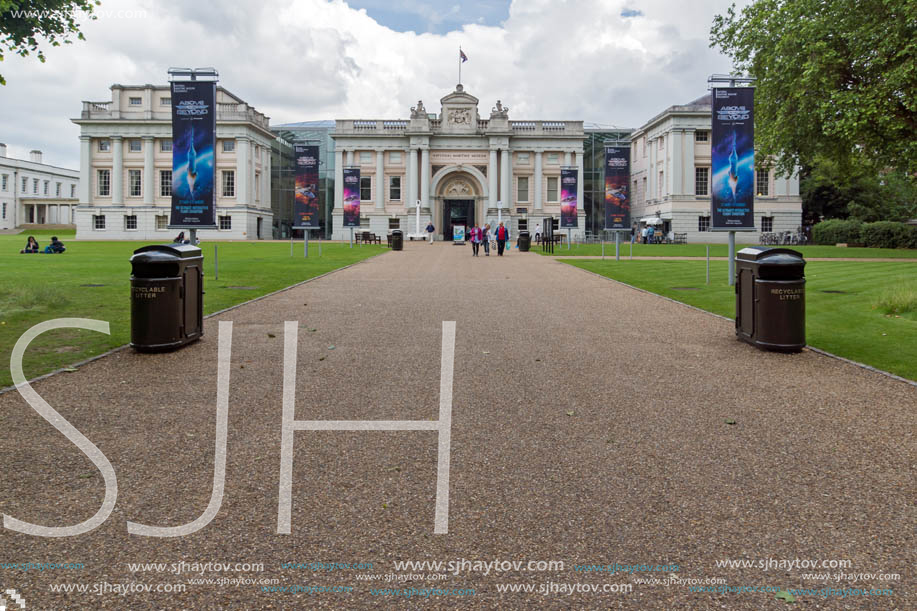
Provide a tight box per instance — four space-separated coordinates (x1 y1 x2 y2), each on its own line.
710 0 917 177
0 0 98 85
801 156 917 222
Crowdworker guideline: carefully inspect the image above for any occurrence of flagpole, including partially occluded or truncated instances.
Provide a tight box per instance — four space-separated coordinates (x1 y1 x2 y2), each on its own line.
459 46 462 84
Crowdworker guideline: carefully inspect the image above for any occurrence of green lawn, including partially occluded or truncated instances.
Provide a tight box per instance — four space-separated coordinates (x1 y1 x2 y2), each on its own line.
566 259 917 381
535 242 917 259
0 231 386 389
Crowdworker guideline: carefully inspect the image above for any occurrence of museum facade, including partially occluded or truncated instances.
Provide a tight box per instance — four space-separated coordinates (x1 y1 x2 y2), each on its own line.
329 85 588 240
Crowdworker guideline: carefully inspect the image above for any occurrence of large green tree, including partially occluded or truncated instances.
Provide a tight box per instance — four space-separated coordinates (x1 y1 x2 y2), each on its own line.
0 0 98 85
710 0 917 177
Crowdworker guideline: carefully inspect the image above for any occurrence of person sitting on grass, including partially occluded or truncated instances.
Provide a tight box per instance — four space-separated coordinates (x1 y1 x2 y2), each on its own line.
20 236 39 253
43 236 66 254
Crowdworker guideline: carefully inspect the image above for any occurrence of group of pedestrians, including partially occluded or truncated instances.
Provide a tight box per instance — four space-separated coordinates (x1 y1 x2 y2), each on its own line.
467 222 511 257
19 235 66 254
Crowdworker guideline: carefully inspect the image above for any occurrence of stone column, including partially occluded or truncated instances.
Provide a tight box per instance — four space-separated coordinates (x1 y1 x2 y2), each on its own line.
576 151 584 211
684 130 695 195
408 147 418 208
375 148 385 209
346 150 354 167
334 149 343 208
420 146 430 209
648 139 656 201
534 150 543 210
262 146 270 207
79 136 91 204
111 136 123 205
237 137 249 206
500 148 510 208
488 147 498 209
564 151 572 167
142 136 154 205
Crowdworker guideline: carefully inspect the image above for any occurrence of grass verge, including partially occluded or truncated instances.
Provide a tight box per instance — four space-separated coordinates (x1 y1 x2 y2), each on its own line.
535 242 917 259
564 259 917 381
0 232 386 389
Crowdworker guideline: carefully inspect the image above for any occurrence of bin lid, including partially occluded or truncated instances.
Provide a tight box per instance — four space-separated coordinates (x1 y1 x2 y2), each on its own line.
131 243 202 263
391 229 403 234
736 246 805 266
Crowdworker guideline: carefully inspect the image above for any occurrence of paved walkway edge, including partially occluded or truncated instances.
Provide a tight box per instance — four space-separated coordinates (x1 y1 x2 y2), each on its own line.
0 251 390 396
564 260 917 389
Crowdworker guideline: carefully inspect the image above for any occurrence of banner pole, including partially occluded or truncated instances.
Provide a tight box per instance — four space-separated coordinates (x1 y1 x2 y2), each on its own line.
304 230 308 258
615 230 620 261
567 228 571 250
350 228 354 249
728 231 736 285
602 234 605 260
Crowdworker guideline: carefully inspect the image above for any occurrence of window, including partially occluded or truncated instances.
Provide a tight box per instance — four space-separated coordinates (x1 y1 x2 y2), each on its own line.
761 216 774 232
160 140 172 152
698 216 710 232
389 176 401 200
155 215 168 230
33 178 39 193
255 173 260 202
388 218 400 230
222 171 235 197
56 182 61 196
70 184 76 198
658 171 664 195
359 151 372 163
695 167 709 196
98 169 111 196
129 96 142 106
129 169 142 197
2 202 6 219
98 139 110 152
517 176 529 202
359 216 370 228
129 139 142 153
756 169 769 196
389 151 402 163
22 177 27 192
1 174 7 191
360 176 372 200
518 219 528 231
222 140 235 153
517 152 530 163
43 180 49 195
93 214 106 230
219 215 232 230
124 215 137 230
160 170 172 197
695 131 709 142
547 153 559 164
547 176 559 201
160 97 171 106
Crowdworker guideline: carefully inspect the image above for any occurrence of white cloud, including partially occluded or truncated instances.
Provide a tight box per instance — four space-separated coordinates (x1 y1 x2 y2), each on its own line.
0 0 748 168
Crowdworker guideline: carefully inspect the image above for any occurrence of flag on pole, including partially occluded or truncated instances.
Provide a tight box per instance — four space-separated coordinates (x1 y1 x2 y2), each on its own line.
460 49 468 62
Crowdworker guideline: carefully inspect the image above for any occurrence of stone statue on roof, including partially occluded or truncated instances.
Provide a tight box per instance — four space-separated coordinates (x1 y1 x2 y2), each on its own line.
490 100 509 119
410 100 427 118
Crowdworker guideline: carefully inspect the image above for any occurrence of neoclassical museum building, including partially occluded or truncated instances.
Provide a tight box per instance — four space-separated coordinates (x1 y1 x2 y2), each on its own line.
329 85 587 240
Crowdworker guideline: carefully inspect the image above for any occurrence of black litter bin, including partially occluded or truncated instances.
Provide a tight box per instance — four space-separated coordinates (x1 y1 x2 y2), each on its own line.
130 244 203 352
391 230 404 251
518 230 531 252
735 247 806 352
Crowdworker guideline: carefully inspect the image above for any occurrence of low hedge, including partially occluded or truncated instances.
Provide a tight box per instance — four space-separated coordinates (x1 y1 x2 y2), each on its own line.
813 219 917 248
812 219 863 245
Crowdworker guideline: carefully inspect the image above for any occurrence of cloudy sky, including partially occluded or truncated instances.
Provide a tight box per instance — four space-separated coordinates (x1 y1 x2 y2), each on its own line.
0 0 749 168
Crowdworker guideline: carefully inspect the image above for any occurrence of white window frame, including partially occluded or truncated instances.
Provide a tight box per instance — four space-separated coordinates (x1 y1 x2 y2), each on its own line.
1 174 7 191
160 170 172 197
128 96 142 106
98 139 111 152
389 175 401 201
93 214 106 230
22 177 27 192
129 139 142 153
222 140 235 153
219 215 232 230
70 184 76 198
160 140 172 152
695 167 709 196
155 215 168 230
359 176 372 201
547 176 559 202
160 97 171 106
517 176 529 202
756 169 770 196
98 169 111 197
33 178 39 193
43 180 49 195
124 214 138 230
698 216 710 232
222 171 235 197
695 131 709 142
129 169 142 197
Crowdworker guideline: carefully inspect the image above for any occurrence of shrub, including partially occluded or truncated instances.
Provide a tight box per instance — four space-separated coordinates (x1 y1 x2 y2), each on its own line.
873 284 917 314
860 221 916 249
812 219 863 245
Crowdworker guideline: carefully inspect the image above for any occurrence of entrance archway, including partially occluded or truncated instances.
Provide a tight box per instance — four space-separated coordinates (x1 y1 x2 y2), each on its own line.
431 167 487 239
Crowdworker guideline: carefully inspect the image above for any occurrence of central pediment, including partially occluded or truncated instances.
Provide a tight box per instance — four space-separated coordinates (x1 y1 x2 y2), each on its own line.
439 84 480 134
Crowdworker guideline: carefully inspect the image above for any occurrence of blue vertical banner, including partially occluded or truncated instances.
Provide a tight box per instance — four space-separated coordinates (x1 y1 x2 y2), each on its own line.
293 145 320 228
170 80 216 227
560 168 578 228
604 147 630 230
711 87 755 230
342 167 361 228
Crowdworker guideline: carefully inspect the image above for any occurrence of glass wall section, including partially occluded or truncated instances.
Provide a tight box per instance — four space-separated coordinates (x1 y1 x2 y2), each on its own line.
582 127 633 236
270 121 336 238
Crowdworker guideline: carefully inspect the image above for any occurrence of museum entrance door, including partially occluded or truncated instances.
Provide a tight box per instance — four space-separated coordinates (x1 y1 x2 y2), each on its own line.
443 199 474 240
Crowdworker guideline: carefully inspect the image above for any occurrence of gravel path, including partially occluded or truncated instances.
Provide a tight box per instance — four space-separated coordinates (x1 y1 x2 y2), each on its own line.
1 241 913 609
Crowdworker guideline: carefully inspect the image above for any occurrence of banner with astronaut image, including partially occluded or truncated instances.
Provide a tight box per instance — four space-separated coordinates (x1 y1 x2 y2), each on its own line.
170 80 216 227
711 87 755 230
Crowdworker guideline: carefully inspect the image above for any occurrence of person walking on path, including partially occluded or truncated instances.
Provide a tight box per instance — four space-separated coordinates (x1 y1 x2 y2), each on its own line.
534 223 542 245
482 224 492 256
496 221 510 256
641 226 648 244
647 225 655 245
631 224 636 245
469 224 482 256
425 222 435 244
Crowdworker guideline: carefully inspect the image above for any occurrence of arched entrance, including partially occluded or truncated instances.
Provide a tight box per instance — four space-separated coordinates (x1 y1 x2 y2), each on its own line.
431 167 487 240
